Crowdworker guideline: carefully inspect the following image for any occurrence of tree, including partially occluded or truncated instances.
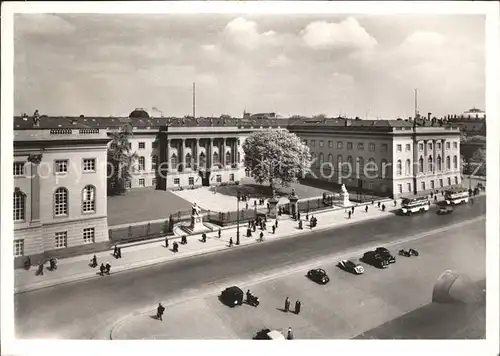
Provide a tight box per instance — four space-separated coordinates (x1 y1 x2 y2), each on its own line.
107 123 138 195
242 129 311 190
469 148 486 177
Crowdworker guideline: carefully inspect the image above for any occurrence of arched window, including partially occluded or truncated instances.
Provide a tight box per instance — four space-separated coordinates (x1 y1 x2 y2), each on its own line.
138 156 145 171
405 159 411 175
13 189 25 221
381 159 388 178
396 160 402 176
328 154 333 164
199 152 206 167
225 151 231 165
151 156 158 171
357 157 364 175
437 156 442 171
237 152 240 163
418 156 424 173
185 153 192 168
319 153 324 164
170 153 178 168
54 187 68 216
446 156 450 170
82 185 96 213
453 155 458 169
347 156 353 174
428 156 433 172
212 151 219 165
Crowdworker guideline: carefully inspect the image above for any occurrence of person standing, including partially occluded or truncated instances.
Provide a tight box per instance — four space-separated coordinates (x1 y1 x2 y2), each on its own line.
365 205 368 213
275 220 278 228
105 262 111 275
117 247 122 259
113 245 119 258
90 255 97 268
260 231 264 241
157 303 165 321
272 225 276 234
218 228 222 238
165 237 169 248
100 263 105 276
287 327 294 340
284 297 290 312
348 210 352 219
295 300 301 315
229 237 233 247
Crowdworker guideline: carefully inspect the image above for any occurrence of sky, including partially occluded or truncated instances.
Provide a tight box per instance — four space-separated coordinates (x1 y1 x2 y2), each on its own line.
14 13 485 119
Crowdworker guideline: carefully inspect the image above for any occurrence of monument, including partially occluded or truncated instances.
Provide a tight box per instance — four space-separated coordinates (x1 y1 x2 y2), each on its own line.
340 184 352 207
190 203 203 230
268 189 279 219
288 188 299 218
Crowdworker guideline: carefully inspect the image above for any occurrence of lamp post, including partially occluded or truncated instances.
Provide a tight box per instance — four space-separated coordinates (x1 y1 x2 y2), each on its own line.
236 191 241 245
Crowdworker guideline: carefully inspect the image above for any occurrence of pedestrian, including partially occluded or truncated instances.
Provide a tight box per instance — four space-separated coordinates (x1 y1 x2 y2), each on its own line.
254 200 257 207
431 192 434 199
284 297 290 312
246 202 249 210
382 204 386 212
248 221 251 228
173 241 179 252
295 300 301 315
260 231 264 241
371 200 374 205
113 245 118 258
91 254 97 268
99 263 105 276
272 225 276 234
117 247 122 259
365 205 368 213
165 237 169 248
377 201 381 208
297 211 301 220
247 228 252 237
434 195 437 202
275 220 278 228
218 228 221 238
36 262 44 276
229 237 233 247
267 203 270 210
348 210 352 219
394 200 397 207
252 223 256 232
157 303 165 321
298 220 303 229
351 206 355 213
287 327 294 340
306 213 309 221
105 263 111 275
202 233 207 243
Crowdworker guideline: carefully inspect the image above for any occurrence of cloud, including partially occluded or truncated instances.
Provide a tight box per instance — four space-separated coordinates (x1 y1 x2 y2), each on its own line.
15 14 76 36
268 54 291 67
300 17 377 51
222 17 283 51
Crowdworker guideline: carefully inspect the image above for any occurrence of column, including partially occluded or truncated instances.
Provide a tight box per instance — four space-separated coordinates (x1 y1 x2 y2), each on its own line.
222 137 227 166
442 139 446 171
208 138 212 168
432 140 437 174
181 139 186 171
423 140 428 174
166 139 170 173
196 138 200 170
27 154 42 223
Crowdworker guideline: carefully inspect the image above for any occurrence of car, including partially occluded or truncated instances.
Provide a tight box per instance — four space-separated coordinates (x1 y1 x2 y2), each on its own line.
437 206 454 215
307 268 330 284
398 248 419 257
362 251 389 268
338 259 364 274
375 247 396 264
253 328 286 340
220 286 244 307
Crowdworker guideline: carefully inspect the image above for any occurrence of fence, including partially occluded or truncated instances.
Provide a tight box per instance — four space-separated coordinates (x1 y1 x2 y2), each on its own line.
207 208 266 226
109 220 169 244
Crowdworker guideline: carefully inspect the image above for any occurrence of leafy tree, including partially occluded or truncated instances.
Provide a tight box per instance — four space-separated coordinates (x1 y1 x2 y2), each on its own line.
242 129 311 190
468 148 486 177
107 123 138 195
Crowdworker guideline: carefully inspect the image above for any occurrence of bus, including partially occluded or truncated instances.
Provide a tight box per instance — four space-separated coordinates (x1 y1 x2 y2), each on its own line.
444 188 469 205
400 197 430 215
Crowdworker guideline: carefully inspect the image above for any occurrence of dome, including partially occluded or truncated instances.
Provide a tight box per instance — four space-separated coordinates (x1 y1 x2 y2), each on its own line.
129 108 150 118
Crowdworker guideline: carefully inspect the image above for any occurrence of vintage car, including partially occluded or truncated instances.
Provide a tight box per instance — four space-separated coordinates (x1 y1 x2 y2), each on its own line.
437 206 454 215
307 268 330 284
362 251 389 268
338 259 365 274
220 286 244 307
375 247 396 264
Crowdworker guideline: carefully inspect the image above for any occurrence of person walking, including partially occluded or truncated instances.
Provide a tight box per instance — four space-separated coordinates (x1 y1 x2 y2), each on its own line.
218 228 221 238
287 327 294 340
272 225 276 234
99 263 105 276
377 201 381 208
157 303 165 321
105 262 111 275
284 297 290 312
348 210 352 219
36 262 44 276
298 220 303 229
229 237 233 247
246 202 249 210
117 247 122 259
351 206 355 214
382 204 386 212
295 300 301 315
113 245 119 258
365 205 368 213
90 255 97 268
260 231 264 241
275 220 278 228
165 237 169 248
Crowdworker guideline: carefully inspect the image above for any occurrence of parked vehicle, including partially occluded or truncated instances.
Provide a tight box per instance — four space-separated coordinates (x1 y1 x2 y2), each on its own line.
246 291 260 307
220 286 244 307
307 268 330 284
375 247 396 264
362 251 389 268
337 259 364 274
399 248 419 257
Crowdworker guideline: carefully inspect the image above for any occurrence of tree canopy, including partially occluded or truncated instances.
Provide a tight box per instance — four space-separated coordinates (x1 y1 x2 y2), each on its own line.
107 123 138 195
242 129 311 189
469 148 486 176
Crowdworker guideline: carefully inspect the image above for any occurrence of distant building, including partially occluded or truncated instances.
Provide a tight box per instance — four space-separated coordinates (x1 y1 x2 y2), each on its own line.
446 108 486 135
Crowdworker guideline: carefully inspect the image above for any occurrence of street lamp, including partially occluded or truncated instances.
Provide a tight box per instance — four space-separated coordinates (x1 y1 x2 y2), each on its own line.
236 191 241 245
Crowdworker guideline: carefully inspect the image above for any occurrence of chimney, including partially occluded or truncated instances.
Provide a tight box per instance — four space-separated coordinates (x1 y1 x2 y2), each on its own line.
32 110 40 127
409 116 413 121
427 112 431 121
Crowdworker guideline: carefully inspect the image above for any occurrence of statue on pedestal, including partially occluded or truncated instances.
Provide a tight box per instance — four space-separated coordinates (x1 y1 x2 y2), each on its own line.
340 184 351 207
192 203 201 216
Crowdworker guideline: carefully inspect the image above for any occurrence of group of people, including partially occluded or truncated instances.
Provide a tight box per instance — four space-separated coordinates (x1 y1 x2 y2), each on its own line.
89 254 111 275
113 245 122 259
32 257 58 276
297 214 317 229
284 296 302 315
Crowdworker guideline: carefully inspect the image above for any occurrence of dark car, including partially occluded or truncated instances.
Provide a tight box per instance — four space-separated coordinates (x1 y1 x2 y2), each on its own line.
220 286 244 307
375 247 396 264
338 259 365 274
362 251 389 268
437 206 453 215
253 328 285 340
307 268 330 284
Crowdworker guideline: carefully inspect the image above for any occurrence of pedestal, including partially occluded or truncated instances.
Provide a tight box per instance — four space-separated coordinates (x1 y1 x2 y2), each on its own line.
190 215 204 230
340 192 352 208
268 197 279 219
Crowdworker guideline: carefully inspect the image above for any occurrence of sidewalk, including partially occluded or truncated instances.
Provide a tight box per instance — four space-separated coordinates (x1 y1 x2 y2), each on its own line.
15 192 472 294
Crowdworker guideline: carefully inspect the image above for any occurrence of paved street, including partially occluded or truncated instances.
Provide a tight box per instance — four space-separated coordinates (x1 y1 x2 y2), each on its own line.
112 219 485 339
14 197 485 339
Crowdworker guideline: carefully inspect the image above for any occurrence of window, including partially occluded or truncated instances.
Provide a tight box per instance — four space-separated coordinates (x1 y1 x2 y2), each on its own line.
14 162 25 176
83 158 96 172
337 141 343 149
437 156 442 171
357 143 364 150
430 180 435 189
82 185 95 213
418 157 424 173
454 176 458 185
216 174 222 183
328 141 333 148
357 157 364 174
128 143 132 150
447 177 451 186
439 179 443 187
54 187 68 216
405 144 411 152
13 190 25 221
421 182 426 191
139 178 145 187
380 144 388 152
199 152 206 167
446 142 450 150
428 156 433 172
83 228 95 244
139 142 145 149
396 160 402 176
405 159 411 176
125 180 131 189
229 173 235 182
369 143 375 152
337 155 343 171
55 160 68 173
225 151 231 165
396 144 402 152
407 183 412 192
446 156 450 170
368 182 374 190
171 154 178 168
366 158 376 177
152 178 157 186
428 142 433 151
151 156 158 171
212 152 219 165
303 140 308 145
398 184 403 193
453 155 458 169
319 140 324 148
55 232 67 249
311 140 316 147
188 177 195 185
347 156 353 171
14 239 24 257
319 153 324 164
436 142 441 150
453 142 458 149
419 143 424 151
138 157 145 171
186 153 192 168
381 159 389 178
174 178 180 185
347 142 353 150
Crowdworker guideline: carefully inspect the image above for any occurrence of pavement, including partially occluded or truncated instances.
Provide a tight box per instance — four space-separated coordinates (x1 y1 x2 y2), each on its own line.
16 196 401 294
14 195 485 339
110 218 485 339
